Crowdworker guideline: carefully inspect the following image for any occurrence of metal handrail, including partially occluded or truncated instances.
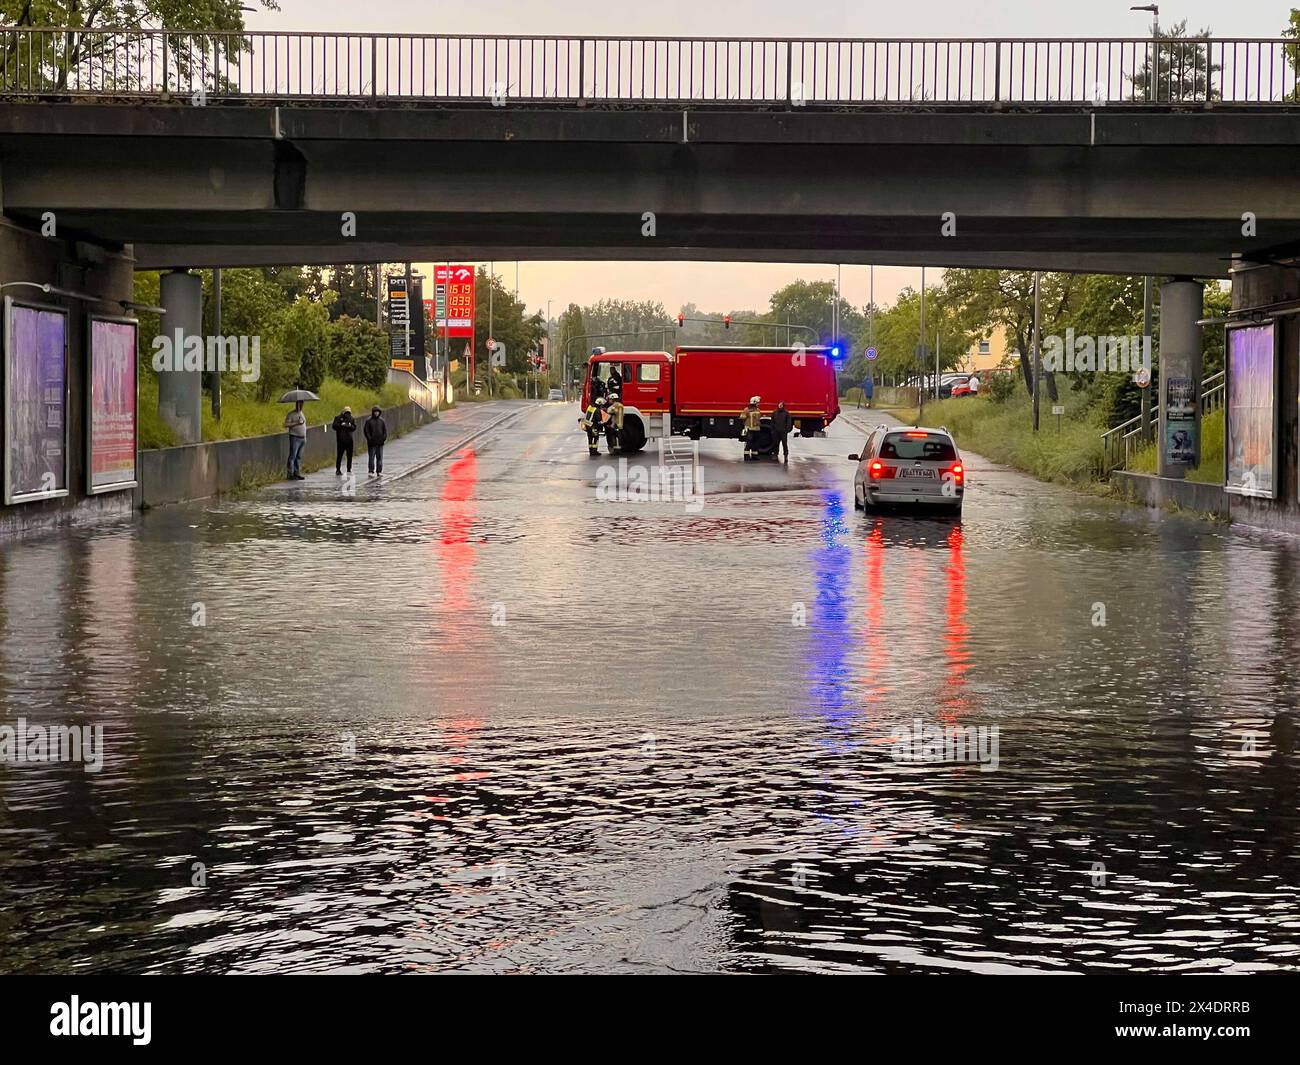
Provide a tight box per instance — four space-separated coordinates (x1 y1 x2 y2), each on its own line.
3 29 1297 105
1100 369 1227 474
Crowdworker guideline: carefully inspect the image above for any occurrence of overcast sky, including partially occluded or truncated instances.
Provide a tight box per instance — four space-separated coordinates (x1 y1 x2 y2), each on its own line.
248 1 1289 317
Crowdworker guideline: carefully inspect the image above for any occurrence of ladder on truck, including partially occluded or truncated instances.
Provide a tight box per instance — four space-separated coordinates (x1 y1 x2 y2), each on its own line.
657 436 701 498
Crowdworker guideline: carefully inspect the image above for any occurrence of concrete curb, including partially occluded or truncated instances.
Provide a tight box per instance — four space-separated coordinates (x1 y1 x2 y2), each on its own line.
383 405 531 484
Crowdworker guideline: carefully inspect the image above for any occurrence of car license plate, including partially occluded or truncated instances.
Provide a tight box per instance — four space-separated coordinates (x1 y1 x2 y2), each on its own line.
899 468 935 478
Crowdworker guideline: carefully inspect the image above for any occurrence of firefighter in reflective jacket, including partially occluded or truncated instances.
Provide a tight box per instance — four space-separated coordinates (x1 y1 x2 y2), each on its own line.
580 396 606 456
605 392 625 454
741 395 763 460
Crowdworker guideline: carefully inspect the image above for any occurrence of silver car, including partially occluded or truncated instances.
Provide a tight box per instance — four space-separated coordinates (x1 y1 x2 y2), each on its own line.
547 388 564 401
849 425 965 515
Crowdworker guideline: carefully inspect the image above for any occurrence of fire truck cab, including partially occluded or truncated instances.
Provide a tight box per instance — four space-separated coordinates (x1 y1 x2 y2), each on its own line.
583 351 673 453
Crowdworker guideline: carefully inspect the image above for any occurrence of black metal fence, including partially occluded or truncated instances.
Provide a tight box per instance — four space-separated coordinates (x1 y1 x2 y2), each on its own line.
2 29 1298 105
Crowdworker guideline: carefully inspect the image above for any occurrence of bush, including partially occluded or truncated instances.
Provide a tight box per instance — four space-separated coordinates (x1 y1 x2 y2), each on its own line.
328 315 389 391
298 346 328 393
985 369 1018 402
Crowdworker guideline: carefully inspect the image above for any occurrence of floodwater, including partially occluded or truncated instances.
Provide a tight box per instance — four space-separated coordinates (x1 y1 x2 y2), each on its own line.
1 401 1297 973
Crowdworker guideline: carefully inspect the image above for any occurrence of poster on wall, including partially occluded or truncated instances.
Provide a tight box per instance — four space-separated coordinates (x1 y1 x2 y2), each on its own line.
87 315 139 494
1224 321 1277 498
1163 376 1198 466
4 297 69 505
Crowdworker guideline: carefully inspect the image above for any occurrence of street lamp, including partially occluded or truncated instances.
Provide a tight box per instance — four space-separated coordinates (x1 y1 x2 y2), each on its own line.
1131 4 1160 99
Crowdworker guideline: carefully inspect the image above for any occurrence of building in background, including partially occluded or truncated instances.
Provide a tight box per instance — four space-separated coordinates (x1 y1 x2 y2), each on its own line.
964 328 1013 373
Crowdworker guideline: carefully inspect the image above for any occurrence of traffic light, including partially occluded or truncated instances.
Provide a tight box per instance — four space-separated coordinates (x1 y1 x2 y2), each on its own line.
723 314 732 329
677 313 684 328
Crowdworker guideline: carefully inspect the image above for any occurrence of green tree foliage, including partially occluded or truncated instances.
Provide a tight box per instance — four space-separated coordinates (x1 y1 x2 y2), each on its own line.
327 314 389 391
1127 20 1219 103
1 1 279 92
755 279 862 349
580 298 673 348
555 302 588 376
467 267 546 375
260 292 332 401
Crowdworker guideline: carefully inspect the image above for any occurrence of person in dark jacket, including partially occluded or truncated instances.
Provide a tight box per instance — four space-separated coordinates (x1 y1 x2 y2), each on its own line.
364 406 388 475
771 401 794 462
331 405 357 475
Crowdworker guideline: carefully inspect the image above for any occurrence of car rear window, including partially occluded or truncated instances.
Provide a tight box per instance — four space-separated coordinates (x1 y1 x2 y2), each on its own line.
881 433 957 461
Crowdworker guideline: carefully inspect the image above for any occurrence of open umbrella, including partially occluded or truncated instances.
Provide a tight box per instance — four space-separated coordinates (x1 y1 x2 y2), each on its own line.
278 389 320 403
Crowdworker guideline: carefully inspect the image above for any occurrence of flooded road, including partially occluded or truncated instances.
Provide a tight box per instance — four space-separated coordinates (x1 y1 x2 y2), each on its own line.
1 400 1297 973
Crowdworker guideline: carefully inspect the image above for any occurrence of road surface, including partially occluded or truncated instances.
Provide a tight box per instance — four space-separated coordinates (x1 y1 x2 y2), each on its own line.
1 400 1296 974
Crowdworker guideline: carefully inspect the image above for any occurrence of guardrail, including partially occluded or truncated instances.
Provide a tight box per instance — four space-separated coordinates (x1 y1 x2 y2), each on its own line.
2 30 1298 105
1100 369 1224 474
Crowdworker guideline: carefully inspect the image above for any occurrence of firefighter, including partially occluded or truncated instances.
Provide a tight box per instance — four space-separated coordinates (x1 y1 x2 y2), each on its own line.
605 391 625 454
606 363 624 398
740 395 763 460
580 396 606 456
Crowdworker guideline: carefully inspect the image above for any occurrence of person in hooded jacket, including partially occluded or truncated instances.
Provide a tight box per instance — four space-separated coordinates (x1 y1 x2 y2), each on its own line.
364 406 388 475
331 405 357 475
771 401 794 462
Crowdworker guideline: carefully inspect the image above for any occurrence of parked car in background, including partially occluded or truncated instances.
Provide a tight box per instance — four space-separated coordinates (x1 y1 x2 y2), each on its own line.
938 374 975 399
547 388 564 401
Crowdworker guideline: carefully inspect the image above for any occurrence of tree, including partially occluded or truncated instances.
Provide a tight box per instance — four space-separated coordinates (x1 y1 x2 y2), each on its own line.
756 279 861 348
468 267 546 375
262 292 332 401
1 1 280 94
943 270 1078 401
555 302 588 376
1128 20 1219 103
327 315 389 391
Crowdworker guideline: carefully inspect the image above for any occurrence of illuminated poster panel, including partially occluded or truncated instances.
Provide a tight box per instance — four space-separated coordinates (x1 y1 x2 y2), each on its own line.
4 297 69 504
87 315 139 494
1224 321 1277 498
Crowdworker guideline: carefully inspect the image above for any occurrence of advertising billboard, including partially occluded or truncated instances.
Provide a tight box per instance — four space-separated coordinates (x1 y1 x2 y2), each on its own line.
4 297 69 504
87 315 139 494
1224 321 1277 499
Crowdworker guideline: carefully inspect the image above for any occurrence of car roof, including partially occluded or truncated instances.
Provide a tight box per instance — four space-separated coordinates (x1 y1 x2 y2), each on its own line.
885 425 954 438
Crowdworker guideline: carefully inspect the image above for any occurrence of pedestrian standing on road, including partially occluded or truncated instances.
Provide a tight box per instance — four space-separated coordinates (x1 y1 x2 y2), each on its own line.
771 401 793 462
604 391 624 454
740 395 763 461
864 375 875 409
283 400 307 480
331 405 357 475
364 406 388 476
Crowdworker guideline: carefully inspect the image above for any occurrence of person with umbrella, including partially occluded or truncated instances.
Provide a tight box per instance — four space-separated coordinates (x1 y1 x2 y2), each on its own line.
279 388 318 481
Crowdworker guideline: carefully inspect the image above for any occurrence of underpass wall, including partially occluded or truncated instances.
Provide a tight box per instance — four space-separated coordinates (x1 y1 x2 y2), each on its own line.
0 220 136 540
140 400 432 507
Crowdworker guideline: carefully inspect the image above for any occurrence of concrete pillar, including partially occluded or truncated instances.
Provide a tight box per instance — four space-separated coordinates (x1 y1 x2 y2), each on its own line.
158 270 203 445
1157 279 1204 480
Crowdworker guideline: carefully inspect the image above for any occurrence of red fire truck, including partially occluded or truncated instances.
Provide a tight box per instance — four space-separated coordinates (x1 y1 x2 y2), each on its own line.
581 346 841 454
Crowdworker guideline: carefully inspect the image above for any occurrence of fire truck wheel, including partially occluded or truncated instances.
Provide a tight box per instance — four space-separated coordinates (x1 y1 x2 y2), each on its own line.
619 417 647 453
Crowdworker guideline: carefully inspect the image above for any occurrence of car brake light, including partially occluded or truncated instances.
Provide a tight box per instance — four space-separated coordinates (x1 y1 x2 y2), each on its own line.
868 460 894 480
949 463 964 485
904 431 929 438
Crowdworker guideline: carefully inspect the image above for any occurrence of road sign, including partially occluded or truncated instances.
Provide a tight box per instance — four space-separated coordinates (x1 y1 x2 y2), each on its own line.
390 359 415 373
432 265 475 337
1051 405 1065 416
1134 367 1151 388
866 346 878 361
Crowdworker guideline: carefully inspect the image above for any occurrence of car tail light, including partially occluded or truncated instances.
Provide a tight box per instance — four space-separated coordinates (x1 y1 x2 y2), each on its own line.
869 460 894 480
904 431 929 439
948 463 964 485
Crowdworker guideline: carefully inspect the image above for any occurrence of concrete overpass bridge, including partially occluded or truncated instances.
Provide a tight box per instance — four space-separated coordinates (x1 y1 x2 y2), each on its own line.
3 28 1300 536
2 30 1300 275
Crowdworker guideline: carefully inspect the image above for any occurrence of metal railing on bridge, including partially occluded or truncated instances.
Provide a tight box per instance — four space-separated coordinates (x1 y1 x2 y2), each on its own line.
3 29 1300 106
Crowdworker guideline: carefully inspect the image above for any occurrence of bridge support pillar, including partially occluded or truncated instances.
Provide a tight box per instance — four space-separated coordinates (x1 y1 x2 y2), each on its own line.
158 271 204 445
1156 279 1204 480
